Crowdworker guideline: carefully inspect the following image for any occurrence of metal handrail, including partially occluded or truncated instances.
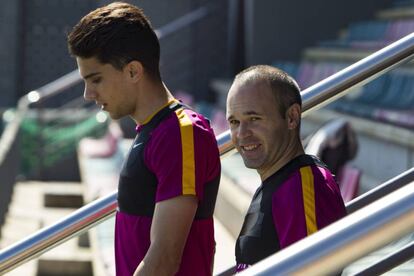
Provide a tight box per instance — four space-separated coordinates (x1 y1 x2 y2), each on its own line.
354 240 414 276
239 181 414 276
0 32 413 275
347 167 414 214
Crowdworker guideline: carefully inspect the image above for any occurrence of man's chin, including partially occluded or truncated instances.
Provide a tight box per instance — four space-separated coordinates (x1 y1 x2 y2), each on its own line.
241 158 261 170
108 113 122 120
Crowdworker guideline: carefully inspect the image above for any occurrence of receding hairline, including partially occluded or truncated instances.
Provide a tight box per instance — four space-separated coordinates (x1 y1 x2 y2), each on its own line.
234 65 299 90
230 65 302 119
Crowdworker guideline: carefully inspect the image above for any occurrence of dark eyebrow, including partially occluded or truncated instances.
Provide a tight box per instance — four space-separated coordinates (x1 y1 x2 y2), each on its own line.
227 111 263 121
244 111 263 116
83 72 101 80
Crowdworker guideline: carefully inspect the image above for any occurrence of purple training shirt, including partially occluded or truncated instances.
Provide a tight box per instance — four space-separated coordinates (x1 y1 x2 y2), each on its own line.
115 101 221 275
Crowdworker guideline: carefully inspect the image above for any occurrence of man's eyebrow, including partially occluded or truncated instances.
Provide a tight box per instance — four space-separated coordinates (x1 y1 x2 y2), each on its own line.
83 72 101 80
227 111 263 121
244 111 262 116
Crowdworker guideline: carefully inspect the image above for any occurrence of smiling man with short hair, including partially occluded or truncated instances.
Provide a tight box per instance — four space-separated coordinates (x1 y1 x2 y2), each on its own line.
226 65 346 272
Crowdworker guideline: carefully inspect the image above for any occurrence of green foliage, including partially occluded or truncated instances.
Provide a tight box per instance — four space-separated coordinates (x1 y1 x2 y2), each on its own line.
20 115 108 176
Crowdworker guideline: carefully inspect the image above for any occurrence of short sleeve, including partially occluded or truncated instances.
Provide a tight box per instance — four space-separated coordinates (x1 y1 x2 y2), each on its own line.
272 165 346 249
144 108 220 203
271 171 309 249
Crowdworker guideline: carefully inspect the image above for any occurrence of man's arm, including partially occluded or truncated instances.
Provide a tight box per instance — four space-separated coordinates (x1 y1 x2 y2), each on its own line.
134 195 198 276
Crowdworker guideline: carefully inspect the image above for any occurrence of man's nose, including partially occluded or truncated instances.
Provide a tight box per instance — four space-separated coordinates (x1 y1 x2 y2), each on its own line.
237 122 252 139
83 85 96 101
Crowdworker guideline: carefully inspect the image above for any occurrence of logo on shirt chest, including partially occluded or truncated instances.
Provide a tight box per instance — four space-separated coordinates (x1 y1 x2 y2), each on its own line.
133 142 143 149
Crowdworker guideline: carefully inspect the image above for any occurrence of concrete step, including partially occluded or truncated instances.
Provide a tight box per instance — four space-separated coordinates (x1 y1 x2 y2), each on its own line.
377 7 414 20
1 182 43 245
1 259 38 276
0 182 44 275
0 181 93 276
38 236 93 276
43 182 85 208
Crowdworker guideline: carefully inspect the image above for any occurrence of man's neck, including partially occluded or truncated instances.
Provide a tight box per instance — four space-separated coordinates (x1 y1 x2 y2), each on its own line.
259 142 305 182
132 81 175 125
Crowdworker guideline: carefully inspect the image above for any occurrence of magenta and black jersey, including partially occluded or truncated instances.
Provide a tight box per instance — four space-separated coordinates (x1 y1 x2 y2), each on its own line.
115 100 221 276
236 155 346 271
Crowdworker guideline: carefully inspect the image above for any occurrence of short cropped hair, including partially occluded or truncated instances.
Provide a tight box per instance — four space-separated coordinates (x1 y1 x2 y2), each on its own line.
234 65 302 118
67 2 161 81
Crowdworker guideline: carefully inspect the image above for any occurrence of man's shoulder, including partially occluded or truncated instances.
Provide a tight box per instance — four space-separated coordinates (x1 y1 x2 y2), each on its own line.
146 108 218 158
155 108 215 138
269 155 334 188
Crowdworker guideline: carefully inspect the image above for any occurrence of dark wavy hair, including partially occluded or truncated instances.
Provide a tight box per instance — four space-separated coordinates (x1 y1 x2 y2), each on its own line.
67 2 161 81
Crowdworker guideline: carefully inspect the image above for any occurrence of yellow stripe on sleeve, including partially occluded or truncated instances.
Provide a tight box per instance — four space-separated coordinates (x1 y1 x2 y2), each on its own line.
175 108 196 195
300 166 318 235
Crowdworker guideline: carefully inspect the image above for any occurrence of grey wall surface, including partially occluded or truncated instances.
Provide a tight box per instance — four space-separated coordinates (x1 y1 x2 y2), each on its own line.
244 0 393 65
0 0 21 107
18 0 96 100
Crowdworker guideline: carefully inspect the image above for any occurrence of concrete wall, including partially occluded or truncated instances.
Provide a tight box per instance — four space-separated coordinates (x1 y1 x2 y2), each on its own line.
17 0 96 101
0 0 21 107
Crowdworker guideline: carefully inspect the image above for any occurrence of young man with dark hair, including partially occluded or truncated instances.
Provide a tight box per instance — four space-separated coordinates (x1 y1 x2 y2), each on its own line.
226 65 346 272
68 2 221 275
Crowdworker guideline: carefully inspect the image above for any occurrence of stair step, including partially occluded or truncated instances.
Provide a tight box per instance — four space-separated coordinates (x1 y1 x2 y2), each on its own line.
37 259 93 276
0 181 92 276
377 7 414 19
42 182 84 208
1 259 38 276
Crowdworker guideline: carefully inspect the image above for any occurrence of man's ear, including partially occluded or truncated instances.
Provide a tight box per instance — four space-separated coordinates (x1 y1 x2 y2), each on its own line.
286 103 301 130
125 60 144 82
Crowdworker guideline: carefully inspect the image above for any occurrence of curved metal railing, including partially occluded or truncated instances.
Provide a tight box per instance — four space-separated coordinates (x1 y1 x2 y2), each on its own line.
0 31 414 275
